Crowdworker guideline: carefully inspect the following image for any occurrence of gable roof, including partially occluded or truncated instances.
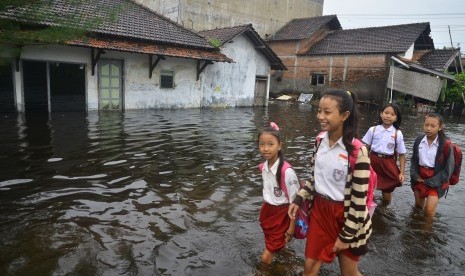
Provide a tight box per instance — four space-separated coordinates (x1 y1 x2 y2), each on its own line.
417 49 462 71
269 15 342 41
0 0 233 62
199 24 286 70
305 22 433 55
0 0 212 49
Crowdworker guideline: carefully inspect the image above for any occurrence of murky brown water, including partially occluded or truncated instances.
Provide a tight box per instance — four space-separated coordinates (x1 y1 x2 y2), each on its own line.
1 102 465 275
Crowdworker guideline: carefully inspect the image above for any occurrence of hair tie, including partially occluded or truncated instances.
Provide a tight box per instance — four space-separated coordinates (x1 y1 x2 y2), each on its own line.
270 122 279 131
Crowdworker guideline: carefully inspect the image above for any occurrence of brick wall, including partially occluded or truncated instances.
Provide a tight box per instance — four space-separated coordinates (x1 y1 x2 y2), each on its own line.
270 54 390 103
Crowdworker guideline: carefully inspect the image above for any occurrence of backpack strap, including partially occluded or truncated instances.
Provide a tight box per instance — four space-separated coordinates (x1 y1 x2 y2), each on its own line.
369 126 377 148
349 138 363 173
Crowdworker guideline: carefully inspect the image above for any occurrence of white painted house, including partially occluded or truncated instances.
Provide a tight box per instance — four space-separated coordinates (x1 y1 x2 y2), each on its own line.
0 0 286 112
199 25 286 107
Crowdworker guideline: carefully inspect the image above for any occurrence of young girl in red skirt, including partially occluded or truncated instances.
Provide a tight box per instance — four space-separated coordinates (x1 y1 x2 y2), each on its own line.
258 122 300 265
362 103 407 203
289 90 372 276
410 113 455 217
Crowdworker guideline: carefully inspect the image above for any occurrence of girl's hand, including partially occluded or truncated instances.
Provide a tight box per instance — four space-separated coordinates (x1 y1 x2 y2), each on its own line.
333 237 349 253
418 177 424 183
399 173 405 182
288 203 299 219
285 231 293 243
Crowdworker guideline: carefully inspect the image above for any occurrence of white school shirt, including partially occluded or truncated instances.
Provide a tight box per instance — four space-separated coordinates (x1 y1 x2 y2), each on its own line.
262 159 300 205
314 132 348 201
418 135 439 168
362 125 407 155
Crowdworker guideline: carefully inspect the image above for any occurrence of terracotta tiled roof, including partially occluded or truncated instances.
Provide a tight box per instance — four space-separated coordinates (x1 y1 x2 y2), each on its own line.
199 24 286 70
0 0 213 49
269 15 342 41
417 49 461 70
67 38 232 62
306 22 433 55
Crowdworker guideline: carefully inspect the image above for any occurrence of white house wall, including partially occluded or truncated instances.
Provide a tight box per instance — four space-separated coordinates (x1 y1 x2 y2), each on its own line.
202 35 271 107
11 44 208 110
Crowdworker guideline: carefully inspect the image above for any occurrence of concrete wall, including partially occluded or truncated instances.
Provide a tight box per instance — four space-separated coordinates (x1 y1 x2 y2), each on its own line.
134 0 324 37
270 53 390 103
203 34 271 107
5 43 268 111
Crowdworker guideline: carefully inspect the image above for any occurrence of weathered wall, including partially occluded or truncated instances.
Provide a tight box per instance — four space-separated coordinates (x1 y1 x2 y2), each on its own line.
7 43 267 111
270 54 390 103
202 35 270 107
134 0 324 37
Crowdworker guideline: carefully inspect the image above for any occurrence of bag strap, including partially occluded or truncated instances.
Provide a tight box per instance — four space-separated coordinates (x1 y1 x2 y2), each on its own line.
369 126 376 148
258 160 291 200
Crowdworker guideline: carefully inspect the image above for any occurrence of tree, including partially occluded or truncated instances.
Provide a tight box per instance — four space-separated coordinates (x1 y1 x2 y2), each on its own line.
444 73 465 104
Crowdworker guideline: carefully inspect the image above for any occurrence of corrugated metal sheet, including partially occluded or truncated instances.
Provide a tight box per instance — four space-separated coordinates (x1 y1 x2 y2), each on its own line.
387 66 442 102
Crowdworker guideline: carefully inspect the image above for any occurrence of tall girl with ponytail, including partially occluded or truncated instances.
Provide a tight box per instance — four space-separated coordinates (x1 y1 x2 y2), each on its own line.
289 90 372 276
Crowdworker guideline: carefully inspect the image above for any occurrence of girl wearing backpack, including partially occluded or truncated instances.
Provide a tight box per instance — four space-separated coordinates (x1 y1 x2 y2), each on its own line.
288 90 372 276
410 113 455 217
258 122 300 266
361 103 407 203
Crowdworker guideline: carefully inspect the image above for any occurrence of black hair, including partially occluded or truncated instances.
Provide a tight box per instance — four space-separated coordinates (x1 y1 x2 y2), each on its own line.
320 89 360 155
424 112 446 138
258 123 285 188
378 103 402 129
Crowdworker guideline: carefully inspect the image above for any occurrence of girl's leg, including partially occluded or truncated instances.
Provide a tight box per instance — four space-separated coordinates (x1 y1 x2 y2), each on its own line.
303 258 322 276
424 195 439 217
382 191 392 202
260 248 273 264
413 190 425 209
338 253 362 276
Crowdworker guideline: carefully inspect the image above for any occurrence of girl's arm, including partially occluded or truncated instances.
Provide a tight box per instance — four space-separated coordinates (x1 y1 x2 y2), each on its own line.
424 145 455 188
285 217 296 243
398 154 406 182
338 146 370 243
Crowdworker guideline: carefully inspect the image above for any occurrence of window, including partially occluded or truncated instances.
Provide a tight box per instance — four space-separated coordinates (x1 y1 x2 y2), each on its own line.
160 70 174 88
311 74 325 86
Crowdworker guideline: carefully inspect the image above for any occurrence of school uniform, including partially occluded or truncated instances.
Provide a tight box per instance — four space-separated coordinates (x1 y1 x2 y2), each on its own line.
410 134 455 198
260 158 299 253
362 125 406 192
293 132 372 262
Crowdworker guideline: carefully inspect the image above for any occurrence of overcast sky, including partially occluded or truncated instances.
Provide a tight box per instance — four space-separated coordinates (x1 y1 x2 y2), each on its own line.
323 0 465 55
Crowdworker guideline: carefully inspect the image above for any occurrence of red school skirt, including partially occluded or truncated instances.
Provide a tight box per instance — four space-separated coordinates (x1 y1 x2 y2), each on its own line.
306 194 360 263
259 202 290 253
413 166 439 198
370 152 401 193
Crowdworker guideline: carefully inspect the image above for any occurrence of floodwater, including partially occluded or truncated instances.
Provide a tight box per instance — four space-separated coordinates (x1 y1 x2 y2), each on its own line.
0 102 464 276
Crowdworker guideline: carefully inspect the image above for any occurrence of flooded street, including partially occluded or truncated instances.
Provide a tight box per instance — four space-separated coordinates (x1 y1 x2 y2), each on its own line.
1 102 465 275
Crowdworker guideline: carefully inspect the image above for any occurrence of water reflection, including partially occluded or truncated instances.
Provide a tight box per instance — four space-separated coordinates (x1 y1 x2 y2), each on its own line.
0 103 464 275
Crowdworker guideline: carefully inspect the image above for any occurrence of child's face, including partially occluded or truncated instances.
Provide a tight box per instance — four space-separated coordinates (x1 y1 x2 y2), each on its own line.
258 132 282 164
380 106 397 126
423 117 442 139
317 96 348 133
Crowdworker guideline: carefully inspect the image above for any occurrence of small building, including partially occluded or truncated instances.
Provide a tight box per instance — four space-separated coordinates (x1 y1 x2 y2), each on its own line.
267 16 454 104
0 0 250 112
199 24 286 107
388 49 463 103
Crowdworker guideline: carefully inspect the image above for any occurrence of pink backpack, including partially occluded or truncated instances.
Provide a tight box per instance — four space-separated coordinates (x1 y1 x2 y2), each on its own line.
316 132 377 217
259 161 310 239
350 139 377 217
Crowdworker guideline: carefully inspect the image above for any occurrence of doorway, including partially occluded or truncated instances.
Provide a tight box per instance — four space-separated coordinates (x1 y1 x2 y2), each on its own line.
254 76 268 106
0 62 15 113
98 60 123 110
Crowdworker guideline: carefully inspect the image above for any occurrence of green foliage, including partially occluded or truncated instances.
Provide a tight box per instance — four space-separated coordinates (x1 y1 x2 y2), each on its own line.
443 73 465 103
0 0 116 62
208 38 222 48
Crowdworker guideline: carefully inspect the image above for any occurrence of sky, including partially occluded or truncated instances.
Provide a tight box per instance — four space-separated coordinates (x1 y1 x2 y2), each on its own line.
323 0 465 55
